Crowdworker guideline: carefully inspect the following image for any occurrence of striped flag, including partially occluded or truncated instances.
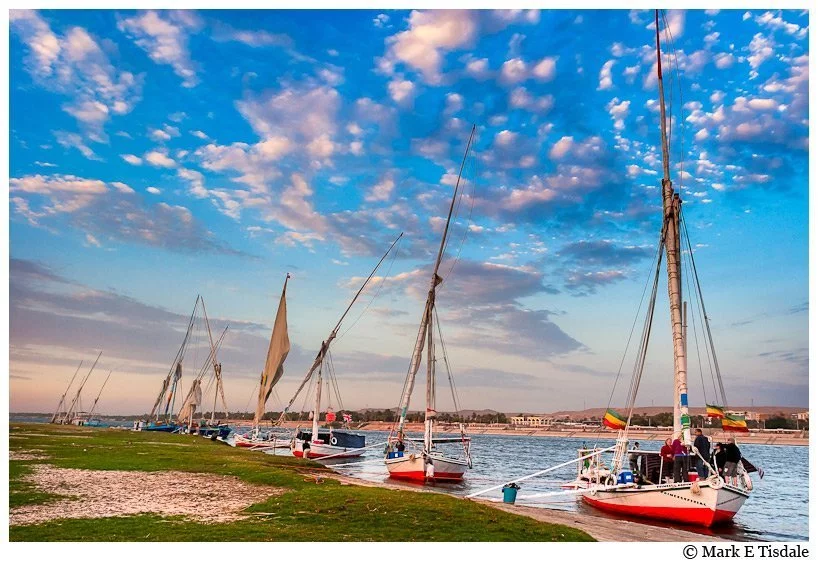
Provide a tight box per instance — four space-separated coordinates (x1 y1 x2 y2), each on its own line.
603 409 627 430
706 404 726 418
722 413 749 433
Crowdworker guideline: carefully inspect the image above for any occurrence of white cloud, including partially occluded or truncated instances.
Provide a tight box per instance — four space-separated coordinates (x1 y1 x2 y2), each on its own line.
444 93 464 114
144 150 176 168
383 10 480 84
121 154 143 166
146 186 162 195
714 52 735 69
388 77 416 105
598 60 615 90
747 33 774 70
117 10 202 88
11 11 142 134
755 11 808 40
531 57 557 81
606 98 630 130
365 174 396 202
500 58 527 83
549 136 574 160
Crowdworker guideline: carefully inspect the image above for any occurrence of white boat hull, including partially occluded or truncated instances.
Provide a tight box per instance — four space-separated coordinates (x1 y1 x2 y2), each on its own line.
581 481 749 527
292 438 363 460
385 452 469 482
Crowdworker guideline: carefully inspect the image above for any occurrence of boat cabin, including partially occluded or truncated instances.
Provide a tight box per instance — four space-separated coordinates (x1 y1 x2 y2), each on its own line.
296 429 365 448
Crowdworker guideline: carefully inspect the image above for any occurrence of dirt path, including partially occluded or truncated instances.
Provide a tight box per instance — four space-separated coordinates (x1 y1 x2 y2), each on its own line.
11 464 284 526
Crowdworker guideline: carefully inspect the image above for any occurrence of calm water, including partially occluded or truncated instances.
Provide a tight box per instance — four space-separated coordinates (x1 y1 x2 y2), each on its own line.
14 416 807 541
297 430 808 542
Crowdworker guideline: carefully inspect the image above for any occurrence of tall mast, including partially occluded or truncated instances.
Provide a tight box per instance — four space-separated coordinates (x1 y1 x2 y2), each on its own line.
87 370 112 419
199 298 226 425
311 363 323 441
254 274 291 429
655 9 690 443
64 351 102 423
51 361 83 423
396 124 476 438
150 296 200 421
277 233 404 423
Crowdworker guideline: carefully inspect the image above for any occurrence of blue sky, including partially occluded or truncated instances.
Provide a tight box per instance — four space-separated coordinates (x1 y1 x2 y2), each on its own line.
9 9 809 415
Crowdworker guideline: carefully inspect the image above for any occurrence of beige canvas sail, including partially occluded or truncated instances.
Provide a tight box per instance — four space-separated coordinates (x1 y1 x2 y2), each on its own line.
178 380 203 424
254 276 291 428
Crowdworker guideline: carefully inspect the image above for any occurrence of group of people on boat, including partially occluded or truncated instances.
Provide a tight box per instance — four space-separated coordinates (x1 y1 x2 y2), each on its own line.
647 429 742 485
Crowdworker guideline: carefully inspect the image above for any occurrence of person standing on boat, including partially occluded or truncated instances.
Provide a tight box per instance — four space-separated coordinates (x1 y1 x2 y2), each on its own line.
302 437 311 459
713 442 727 477
671 435 688 482
660 438 674 480
693 428 711 478
629 441 641 475
723 438 741 486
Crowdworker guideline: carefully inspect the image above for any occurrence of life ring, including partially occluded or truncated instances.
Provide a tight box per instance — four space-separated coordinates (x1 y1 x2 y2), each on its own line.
330 436 338 446
740 472 753 491
708 474 725 490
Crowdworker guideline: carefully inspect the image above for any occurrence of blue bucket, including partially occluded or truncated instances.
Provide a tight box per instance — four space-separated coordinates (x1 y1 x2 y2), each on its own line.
502 484 520 504
617 470 634 484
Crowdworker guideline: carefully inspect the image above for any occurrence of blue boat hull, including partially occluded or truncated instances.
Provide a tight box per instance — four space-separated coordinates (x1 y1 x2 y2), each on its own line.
143 423 178 433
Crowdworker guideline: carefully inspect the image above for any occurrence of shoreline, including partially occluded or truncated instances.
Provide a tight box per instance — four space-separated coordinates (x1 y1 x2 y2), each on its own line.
223 420 810 446
325 463 721 542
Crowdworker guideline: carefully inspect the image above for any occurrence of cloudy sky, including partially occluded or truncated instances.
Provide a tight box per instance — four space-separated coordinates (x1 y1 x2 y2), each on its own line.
9 9 808 416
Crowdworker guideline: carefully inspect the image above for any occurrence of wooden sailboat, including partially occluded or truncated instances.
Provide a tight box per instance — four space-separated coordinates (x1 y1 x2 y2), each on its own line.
61 351 102 425
283 234 403 460
176 318 230 439
141 297 203 432
233 275 291 449
51 360 83 424
385 127 475 482
570 10 753 527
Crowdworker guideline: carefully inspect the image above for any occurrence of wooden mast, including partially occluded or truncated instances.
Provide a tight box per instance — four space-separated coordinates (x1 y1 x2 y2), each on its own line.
277 232 404 426
64 351 102 424
87 370 112 420
51 360 83 424
655 9 690 443
396 124 476 441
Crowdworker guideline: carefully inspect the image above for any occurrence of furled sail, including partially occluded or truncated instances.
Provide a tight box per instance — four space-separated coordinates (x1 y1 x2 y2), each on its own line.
178 380 203 424
254 275 291 428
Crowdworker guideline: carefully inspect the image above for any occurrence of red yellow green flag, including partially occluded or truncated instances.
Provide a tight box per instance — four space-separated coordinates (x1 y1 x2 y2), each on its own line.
721 413 749 433
603 409 627 430
706 404 725 418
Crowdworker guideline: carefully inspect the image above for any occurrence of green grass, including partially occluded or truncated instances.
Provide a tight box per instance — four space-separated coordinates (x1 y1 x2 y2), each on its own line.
9 423 594 542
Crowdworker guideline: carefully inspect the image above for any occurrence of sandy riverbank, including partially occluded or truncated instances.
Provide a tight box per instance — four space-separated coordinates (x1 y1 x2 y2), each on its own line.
326 470 719 542
230 420 809 446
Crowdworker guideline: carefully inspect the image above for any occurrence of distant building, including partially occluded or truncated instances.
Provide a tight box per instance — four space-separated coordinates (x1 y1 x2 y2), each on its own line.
510 415 553 427
792 411 809 421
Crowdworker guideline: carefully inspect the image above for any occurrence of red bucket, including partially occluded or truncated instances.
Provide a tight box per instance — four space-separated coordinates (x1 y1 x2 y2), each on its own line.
687 471 699 482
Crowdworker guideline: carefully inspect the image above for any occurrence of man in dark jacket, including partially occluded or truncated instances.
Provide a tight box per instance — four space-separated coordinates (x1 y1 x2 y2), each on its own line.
692 428 711 478
723 438 742 486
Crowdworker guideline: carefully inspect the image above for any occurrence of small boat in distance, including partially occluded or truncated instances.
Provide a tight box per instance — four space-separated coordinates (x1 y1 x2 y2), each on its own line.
55 351 102 425
385 127 475 482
